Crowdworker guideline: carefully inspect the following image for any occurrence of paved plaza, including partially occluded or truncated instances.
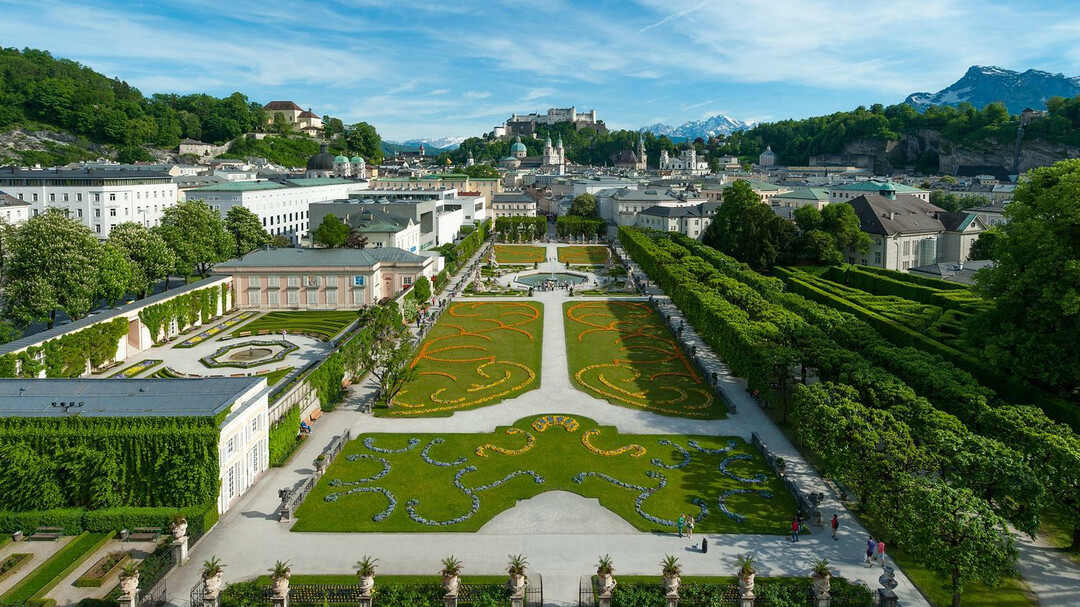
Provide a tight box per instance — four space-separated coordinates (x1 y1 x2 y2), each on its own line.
161 243 939 606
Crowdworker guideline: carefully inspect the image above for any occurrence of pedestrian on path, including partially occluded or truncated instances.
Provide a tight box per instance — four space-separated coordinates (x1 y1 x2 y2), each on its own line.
677 514 686 538
686 516 695 539
876 540 886 568
790 517 800 542
865 537 875 566
831 514 839 541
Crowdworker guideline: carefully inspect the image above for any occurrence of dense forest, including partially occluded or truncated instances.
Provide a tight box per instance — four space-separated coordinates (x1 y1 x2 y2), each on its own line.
0 47 384 167
450 96 1080 173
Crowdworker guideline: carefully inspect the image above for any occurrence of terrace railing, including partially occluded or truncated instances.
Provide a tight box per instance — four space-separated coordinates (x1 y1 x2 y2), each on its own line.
278 429 351 522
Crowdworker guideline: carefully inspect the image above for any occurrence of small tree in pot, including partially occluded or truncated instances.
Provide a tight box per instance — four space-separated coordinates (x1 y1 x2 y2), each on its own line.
270 560 291 597
202 557 226 597
660 554 681 595
170 511 188 539
441 556 463 595
596 554 616 593
118 561 140 597
355 556 377 595
810 557 831 597
736 554 756 596
507 554 528 592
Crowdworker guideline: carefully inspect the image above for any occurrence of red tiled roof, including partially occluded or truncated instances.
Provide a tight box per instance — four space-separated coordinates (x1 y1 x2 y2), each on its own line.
264 101 304 111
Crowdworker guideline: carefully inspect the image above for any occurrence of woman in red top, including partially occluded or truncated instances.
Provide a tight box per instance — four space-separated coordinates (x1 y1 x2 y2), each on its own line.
790 517 800 542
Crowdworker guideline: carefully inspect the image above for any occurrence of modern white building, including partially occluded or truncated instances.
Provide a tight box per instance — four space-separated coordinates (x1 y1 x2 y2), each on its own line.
183 178 357 244
491 193 537 218
635 202 720 240
0 168 178 237
0 377 269 516
0 191 31 225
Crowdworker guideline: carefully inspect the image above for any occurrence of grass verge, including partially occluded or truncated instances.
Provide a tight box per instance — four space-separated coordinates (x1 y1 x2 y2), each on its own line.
0 531 111 604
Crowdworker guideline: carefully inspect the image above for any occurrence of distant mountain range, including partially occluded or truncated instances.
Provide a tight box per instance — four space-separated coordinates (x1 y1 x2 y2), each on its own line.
385 137 466 150
905 65 1080 114
638 114 755 140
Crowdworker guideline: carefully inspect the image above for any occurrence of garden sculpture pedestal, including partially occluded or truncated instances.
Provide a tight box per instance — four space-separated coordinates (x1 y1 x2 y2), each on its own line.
815 595 831 607
271 594 288 607
665 591 679 607
118 593 137 607
739 591 755 607
171 536 188 565
443 594 458 607
202 596 221 607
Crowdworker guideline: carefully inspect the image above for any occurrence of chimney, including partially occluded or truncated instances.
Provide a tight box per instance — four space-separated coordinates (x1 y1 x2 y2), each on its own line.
887 212 895 221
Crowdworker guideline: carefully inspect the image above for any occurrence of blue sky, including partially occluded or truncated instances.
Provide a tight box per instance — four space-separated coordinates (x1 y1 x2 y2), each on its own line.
1 0 1079 140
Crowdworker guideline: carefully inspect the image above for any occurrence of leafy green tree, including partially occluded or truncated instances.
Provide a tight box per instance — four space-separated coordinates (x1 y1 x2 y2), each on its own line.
271 234 293 248
322 116 345 141
569 193 598 217
970 159 1080 396
374 339 419 406
269 112 291 135
117 145 154 163
800 230 843 265
895 478 1016 607
97 242 133 307
3 210 103 327
793 205 823 232
930 190 991 212
0 321 19 346
109 222 176 298
410 276 432 304
821 202 871 253
460 164 499 179
312 214 350 248
225 206 271 257
968 226 1002 260
702 180 795 269
157 200 235 277
345 122 384 164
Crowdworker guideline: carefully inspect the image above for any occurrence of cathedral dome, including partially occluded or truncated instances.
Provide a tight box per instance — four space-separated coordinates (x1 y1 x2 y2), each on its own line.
350 156 365 165
333 155 349 163
510 140 526 154
306 144 335 171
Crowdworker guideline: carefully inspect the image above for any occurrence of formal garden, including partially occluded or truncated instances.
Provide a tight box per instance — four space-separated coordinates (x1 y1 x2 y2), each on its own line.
492 245 546 265
564 301 726 419
229 310 361 341
385 301 544 416
557 245 610 265
291 414 792 533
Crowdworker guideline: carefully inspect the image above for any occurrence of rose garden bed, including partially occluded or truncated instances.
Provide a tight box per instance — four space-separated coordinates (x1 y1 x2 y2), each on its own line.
291 414 793 533
563 301 726 418
382 301 544 417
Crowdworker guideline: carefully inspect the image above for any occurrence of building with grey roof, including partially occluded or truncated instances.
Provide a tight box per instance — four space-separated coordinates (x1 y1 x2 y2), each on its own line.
0 377 269 514
635 202 720 240
213 246 439 309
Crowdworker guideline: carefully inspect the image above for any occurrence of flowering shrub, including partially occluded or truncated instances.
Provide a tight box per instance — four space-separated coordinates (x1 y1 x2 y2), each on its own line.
175 311 258 348
581 429 646 458
532 415 579 433
475 428 536 457
421 438 468 467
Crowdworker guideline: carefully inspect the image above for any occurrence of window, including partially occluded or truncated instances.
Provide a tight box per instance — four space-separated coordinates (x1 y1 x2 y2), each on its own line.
874 252 882 264
353 275 366 287
226 436 235 456
402 276 413 286
49 193 55 202
227 467 235 500
32 193 38 202
251 445 260 476
62 193 68 202
287 291 299 306
95 224 101 233
76 209 83 218
248 291 260 306
268 291 279 305
247 276 260 288
287 275 300 288
268 276 280 288
109 208 117 217
94 193 100 202
307 291 318 306
94 209 101 218
251 418 259 433
109 193 116 201
903 241 910 255
76 193 82 202
324 276 336 288
326 290 337 306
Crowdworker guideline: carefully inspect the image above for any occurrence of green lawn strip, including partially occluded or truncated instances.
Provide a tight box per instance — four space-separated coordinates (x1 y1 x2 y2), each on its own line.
0 531 111 604
557 246 609 265
249 575 506 586
149 367 185 379
380 301 544 417
291 414 792 534
106 360 163 378
260 367 294 387
757 404 1035 607
0 553 33 584
1039 509 1080 566
231 311 360 340
493 245 546 264
563 301 726 419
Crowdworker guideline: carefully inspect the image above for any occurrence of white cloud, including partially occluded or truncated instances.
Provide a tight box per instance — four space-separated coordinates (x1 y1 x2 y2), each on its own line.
638 0 709 33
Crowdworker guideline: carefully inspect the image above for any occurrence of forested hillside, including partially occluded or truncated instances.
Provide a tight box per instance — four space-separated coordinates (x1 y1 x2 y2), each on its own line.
0 47 384 167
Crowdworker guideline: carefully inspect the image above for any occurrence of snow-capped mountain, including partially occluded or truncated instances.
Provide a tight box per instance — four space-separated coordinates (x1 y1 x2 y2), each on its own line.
638 114 754 140
392 137 467 150
905 65 1080 114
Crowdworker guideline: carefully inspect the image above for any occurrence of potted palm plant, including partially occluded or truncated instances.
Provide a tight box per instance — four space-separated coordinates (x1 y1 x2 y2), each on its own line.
118 561 140 597
507 554 528 592
201 556 226 596
736 554 757 595
810 558 831 597
595 554 616 593
270 560 291 597
660 554 681 595
355 556 377 595
170 512 188 539
441 556 463 595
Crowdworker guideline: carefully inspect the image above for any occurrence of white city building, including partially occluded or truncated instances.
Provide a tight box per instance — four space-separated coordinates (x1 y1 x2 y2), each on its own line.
491 193 537 218
0 192 31 225
0 168 178 237
183 178 357 244
659 148 710 175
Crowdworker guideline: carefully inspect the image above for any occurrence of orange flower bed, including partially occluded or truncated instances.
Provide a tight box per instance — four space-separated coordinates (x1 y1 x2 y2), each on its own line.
581 429 646 458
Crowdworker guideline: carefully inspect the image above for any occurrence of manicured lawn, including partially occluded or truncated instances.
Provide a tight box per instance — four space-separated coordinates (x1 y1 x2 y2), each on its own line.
493 245 546 264
291 414 793 534
383 301 543 417
563 301 726 419
261 366 294 387
557 245 609 265
1040 510 1080 566
0 532 111 604
232 311 360 340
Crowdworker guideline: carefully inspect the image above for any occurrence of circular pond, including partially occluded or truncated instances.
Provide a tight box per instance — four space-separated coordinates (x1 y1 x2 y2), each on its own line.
516 272 588 287
228 347 273 361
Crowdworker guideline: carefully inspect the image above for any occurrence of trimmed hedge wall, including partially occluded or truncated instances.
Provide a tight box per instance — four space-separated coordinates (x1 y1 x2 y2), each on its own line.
268 405 303 467
821 264 983 312
0 318 129 379
0 416 220 510
137 284 227 344
0 503 218 539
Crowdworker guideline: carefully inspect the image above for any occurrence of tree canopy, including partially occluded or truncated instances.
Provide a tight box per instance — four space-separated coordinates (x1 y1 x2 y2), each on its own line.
156 200 235 277
702 180 797 270
312 214 350 248
225 206 272 257
108 222 176 298
569 193 598 217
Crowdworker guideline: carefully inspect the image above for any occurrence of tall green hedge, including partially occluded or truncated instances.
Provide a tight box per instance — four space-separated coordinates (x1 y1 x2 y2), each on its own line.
268 405 302 467
137 284 225 344
0 318 129 379
0 416 220 510
0 503 218 539
822 264 983 312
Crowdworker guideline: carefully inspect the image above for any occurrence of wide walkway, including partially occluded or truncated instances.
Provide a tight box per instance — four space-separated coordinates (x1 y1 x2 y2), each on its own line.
164 242 928 607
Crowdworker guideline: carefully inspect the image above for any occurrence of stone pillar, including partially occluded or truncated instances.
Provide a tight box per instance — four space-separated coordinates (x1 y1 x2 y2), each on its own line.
443 594 458 607
509 589 525 607
171 536 189 565
665 591 679 607
814 596 831 607
203 596 221 607
739 592 755 607
597 590 614 607
271 594 288 607
118 594 137 607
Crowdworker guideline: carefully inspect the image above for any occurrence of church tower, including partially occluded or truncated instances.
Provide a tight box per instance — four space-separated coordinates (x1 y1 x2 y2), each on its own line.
636 135 647 170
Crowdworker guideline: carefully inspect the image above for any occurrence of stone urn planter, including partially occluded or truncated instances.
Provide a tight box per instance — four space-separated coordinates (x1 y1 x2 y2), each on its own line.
736 553 757 596
441 556 463 596
596 554 616 594
358 574 375 595
272 575 290 597
738 572 755 596
204 573 224 597
507 554 528 593
662 573 680 595
202 557 226 597
660 554 681 596
811 558 831 598
119 572 139 597
170 519 188 540
442 574 460 595
355 556 377 596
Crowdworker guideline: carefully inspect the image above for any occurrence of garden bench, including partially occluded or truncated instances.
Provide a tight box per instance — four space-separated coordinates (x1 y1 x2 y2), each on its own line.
126 527 161 542
30 527 63 541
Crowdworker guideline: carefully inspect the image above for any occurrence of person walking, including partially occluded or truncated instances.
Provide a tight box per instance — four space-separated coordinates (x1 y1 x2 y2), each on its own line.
865 537 875 566
876 539 886 568
686 516 695 539
790 517 800 542
677 514 686 538
831 514 839 541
